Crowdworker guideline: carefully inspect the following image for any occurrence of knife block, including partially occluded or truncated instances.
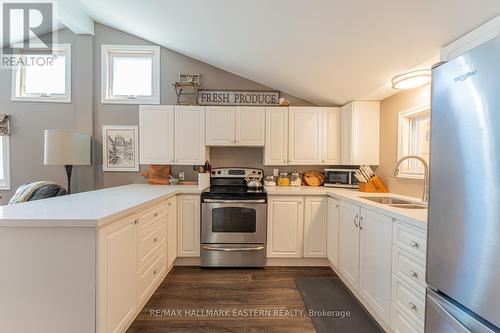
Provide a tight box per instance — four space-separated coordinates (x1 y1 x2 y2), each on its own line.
359 176 388 193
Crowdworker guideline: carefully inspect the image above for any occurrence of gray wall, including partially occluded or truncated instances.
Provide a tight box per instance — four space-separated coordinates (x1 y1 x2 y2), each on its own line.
0 23 314 203
0 29 93 204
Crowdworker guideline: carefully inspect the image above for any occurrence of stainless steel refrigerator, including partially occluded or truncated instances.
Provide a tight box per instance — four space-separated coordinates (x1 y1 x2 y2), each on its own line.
427 36 500 332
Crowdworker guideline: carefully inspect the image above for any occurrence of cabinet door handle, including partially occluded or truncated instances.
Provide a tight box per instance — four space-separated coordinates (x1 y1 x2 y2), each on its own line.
359 216 364 230
408 302 417 311
153 270 157 276
168 203 172 206
134 219 139 225
154 238 158 243
410 240 419 248
354 214 359 228
410 270 418 278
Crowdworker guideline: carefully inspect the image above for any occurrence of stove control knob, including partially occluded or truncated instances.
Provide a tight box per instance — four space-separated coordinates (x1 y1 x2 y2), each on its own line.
257 171 262 175
211 171 215 175
217 170 222 175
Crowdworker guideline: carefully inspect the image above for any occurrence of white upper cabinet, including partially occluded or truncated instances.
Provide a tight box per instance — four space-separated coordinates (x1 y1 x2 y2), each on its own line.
205 106 235 146
304 196 327 257
323 107 341 165
359 207 392 324
235 107 265 146
341 101 380 165
139 105 175 165
288 107 323 165
174 106 208 165
205 106 264 146
264 107 288 165
327 197 340 268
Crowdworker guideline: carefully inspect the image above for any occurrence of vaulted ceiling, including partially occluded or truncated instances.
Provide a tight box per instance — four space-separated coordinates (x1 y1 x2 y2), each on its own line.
66 0 500 105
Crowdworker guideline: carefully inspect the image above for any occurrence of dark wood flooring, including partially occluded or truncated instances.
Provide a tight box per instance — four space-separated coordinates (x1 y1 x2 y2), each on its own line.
127 266 337 333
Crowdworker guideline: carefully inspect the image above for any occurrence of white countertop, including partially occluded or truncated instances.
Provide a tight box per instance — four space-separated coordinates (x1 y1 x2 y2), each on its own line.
265 185 427 227
0 184 205 228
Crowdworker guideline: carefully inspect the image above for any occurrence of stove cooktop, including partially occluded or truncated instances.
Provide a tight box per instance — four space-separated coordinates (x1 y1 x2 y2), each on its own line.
201 186 267 200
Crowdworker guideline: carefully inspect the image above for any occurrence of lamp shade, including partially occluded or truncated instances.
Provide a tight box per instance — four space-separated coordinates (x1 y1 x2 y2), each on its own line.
44 129 91 166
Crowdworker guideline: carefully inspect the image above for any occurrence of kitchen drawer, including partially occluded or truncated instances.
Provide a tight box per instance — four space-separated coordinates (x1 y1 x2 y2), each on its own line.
393 221 426 260
391 275 425 325
392 246 426 293
137 250 166 306
391 303 423 333
136 203 167 233
137 223 166 270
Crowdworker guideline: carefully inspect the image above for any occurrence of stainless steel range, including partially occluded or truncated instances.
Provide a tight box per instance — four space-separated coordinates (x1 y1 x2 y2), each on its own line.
201 168 267 267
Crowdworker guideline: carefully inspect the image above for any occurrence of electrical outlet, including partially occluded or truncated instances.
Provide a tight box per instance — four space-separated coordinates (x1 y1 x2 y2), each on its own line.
273 169 279 177
178 172 185 180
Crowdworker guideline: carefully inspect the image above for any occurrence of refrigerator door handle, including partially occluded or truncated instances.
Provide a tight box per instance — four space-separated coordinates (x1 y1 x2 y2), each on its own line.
427 292 472 333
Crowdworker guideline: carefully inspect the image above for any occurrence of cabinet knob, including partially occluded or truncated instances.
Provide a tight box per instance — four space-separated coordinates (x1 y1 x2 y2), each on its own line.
409 270 418 278
154 212 159 217
168 203 172 206
154 238 158 243
134 219 139 224
408 302 417 311
410 240 419 248
322 160 325 163
153 270 157 276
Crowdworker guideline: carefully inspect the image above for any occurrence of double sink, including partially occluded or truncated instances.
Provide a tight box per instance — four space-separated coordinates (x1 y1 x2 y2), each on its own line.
361 196 427 209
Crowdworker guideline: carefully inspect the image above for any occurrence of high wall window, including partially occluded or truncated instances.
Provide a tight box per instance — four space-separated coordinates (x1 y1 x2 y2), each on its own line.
397 104 431 179
11 44 72 103
0 136 10 190
101 45 160 104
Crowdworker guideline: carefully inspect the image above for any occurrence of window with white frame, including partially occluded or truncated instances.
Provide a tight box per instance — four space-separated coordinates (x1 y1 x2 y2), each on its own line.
0 136 10 190
101 45 160 104
11 44 72 103
397 104 431 179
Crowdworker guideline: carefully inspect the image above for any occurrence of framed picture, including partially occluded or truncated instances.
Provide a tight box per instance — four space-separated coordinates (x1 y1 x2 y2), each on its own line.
102 125 139 172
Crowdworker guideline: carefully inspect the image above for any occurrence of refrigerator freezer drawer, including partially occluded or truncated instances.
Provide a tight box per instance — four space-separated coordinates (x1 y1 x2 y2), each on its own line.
393 221 426 260
425 289 497 333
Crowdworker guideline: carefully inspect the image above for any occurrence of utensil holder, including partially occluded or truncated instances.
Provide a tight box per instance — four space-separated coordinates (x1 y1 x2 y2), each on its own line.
198 173 210 189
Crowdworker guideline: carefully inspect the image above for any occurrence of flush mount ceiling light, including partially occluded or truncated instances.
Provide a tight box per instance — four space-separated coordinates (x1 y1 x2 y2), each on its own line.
392 69 432 90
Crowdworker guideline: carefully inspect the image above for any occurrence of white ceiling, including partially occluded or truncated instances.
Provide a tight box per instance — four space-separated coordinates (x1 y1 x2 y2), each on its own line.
72 0 500 105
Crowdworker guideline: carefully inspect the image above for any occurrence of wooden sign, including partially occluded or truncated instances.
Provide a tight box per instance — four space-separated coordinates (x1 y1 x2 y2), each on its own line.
198 89 280 106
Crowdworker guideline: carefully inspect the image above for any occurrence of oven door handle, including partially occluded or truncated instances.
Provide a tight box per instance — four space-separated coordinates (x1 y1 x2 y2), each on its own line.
203 199 266 204
203 246 265 252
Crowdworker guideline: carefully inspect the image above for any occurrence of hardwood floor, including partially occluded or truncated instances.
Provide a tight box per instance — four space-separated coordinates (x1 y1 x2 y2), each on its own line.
127 266 337 333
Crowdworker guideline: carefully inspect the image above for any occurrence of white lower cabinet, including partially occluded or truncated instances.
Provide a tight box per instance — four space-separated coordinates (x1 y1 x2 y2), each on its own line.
177 194 201 257
326 198 340 268
98 215 138 333
303 196 327 257
166 196 178 268
358 208 392 323
267 196 304 258
98 200 171 333
339 201 360 289
337 200 393 326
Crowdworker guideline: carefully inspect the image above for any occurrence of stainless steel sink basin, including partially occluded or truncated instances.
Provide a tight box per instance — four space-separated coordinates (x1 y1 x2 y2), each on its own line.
360 196 414 205
389 204 427 209
360 196 427 209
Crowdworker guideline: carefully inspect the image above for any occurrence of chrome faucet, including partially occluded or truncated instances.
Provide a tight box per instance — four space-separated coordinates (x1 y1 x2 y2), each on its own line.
392 155 429 203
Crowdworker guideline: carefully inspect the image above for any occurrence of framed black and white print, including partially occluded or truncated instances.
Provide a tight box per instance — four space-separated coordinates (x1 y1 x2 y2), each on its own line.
102 125 139 172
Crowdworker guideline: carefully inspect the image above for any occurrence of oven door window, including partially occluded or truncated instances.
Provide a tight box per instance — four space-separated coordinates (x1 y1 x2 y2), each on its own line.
212 207 256 233
327 172 349 184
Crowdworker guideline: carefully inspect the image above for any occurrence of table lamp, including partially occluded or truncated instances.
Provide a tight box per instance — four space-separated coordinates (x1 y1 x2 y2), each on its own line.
44 129 91 194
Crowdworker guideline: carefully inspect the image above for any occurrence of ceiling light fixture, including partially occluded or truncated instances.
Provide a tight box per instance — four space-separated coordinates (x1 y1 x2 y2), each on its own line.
391 69 432 90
